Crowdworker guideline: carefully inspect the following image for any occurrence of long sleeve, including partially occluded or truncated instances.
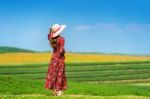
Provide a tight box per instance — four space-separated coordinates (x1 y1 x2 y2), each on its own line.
58 37 65 55
48 33 51 40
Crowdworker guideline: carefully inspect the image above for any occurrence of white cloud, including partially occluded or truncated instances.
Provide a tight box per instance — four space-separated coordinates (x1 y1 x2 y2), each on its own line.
124 23 150 33
72 25 91 31
72 23 150 33
95 23 120 31
72 23 121 32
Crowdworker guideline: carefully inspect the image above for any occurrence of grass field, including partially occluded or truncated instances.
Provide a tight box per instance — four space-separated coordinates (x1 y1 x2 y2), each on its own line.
0 52 150 99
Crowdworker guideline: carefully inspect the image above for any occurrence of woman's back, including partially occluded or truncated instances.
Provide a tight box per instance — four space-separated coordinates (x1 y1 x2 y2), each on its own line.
48 34 58 50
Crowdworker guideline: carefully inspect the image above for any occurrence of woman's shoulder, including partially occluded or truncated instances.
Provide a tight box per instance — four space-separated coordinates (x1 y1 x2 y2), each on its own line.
57 36 64 44
58 36 64 41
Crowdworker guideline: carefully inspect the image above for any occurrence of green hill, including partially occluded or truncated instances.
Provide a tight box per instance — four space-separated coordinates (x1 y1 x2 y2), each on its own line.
0 46 35 53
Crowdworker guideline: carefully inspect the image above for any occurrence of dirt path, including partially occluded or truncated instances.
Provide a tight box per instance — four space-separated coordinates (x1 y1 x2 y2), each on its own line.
0 94 150 99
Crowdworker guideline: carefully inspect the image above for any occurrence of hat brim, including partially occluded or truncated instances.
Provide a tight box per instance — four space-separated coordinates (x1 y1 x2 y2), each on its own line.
52 25 66 38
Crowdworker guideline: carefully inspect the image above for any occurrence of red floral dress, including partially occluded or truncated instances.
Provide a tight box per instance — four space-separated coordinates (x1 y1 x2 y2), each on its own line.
44 35 67 91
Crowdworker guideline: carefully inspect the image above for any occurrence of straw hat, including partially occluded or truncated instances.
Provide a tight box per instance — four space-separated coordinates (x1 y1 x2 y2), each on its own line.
50 24 66 38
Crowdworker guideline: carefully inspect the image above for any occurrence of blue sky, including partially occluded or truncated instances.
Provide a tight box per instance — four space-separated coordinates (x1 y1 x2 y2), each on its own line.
0 0 150 54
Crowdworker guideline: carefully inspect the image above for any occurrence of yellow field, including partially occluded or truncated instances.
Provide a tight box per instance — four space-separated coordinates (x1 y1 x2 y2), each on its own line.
0 52 150 65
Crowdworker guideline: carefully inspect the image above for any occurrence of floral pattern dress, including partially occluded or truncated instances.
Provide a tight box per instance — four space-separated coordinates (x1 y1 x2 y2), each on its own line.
44 35 67 91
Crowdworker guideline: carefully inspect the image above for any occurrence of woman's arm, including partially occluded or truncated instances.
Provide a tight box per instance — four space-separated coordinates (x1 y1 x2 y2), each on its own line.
48 33 51 41
58 37 65 55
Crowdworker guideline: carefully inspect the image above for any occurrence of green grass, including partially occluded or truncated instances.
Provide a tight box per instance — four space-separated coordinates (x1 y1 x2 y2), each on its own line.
1 60 150 67
1 64 150 74
2 69 150 81
0 62 150 98
0 62 150 82
0 75 150 97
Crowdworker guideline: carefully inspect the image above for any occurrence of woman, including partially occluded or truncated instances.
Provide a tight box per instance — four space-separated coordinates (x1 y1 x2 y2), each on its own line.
44 24 67 96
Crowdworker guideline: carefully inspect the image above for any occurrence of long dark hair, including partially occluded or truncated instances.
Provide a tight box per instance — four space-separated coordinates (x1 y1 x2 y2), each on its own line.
49 28 59 49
